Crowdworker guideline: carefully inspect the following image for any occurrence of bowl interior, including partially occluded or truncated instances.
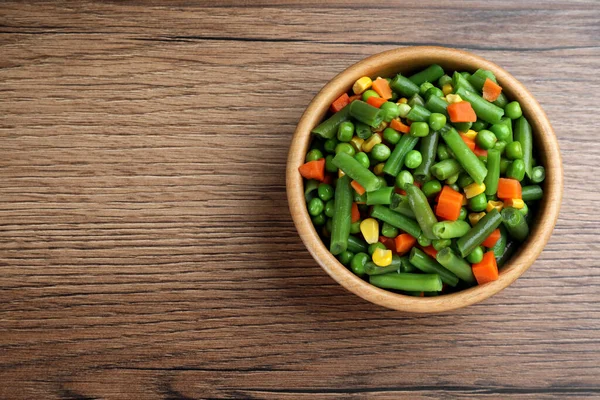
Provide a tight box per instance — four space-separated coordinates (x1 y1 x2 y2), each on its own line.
287 46 562 312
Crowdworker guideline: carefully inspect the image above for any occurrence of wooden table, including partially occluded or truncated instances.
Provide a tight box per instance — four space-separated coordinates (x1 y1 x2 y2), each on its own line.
1 1 599 398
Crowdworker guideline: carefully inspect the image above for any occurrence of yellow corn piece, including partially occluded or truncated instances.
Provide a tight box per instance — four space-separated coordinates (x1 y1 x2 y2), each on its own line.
349 136 364 152
338 169 345 178
446 94 463 104
372 247 392 267
372 121 388 133
468 212 486 226
373 163 386 176
397 98 408 104
360 218 380 244
442 83 453 96
464 182 486 199
464 129 478 140
504 198 525 209
462 195 468 206
486 200 504 213
362 134 382 152
352 76 372 95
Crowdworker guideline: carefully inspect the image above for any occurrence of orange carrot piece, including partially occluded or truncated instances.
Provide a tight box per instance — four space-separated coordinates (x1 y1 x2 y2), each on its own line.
372 78 393 100
348 93 362 103
390 118 410 133
351 180 366 196
394 187 406 195
473 146 488 157
497 178 522 200
447 101 477 123
435 185 464 221
351 202 360 223
422 245 438 259
472 251 499 284
460 134 476 151
482 78 502 102
395 233 417 254
330 93 350 113
298 158 325 181
482 229 501 248
366 96 387 108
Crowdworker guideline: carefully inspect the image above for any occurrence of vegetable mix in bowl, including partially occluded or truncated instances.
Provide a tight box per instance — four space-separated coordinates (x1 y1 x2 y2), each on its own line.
298 65 545 295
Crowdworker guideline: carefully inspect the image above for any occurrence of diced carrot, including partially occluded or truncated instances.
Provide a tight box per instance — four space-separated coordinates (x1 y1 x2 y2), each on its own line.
460 134 476 151
497 178 522 200
447 101 477 123
482 78 503 102
322 174 333 185
395 187 406 195
351 202 360 223
390 118 410 133
366 96 387 108
298 158 325 181
422 245 438 259
372 78 393 100
482 229 501 248
348 93 362 102
329 93 350 113
435 185 464 221
472 251 499 284
473 146 488 157
395 233 417 254
380 236 397 254
351 180 366 196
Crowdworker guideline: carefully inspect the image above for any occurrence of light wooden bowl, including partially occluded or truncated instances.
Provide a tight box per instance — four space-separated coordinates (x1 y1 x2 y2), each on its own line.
286 46 562 313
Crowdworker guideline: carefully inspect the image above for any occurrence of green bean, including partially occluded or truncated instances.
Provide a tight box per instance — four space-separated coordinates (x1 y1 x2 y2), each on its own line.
413 131 439 182
432 238 451 251
406 184 439 240
419 82 435 96
409 64 445 86
425 86 444 100
440 125 488 184
498 116 514 144
330 175 353 255
456 208 503 257
409 248 459 287
332 152 381 192
432 220 471 239
507 159 526 181
484 149 501 196
417 233 432 247
452 71 477 93
355 121 372 140
365 255 402 275
493 93 508 109
311 104 351 139
382 134 419 177
501 207 529 242
399 257 418 273
389 193 416 219
390 74 420 97
431 159 463 181
436 247 476 284
408 93 425 108
446 172 460 185
349 100 384 128
406 104 431 122
514 116 533 178
438 74 452 87
521 185 543 202
304 179 319 202
371 205 422 239
454 86 505 124
472 119 488 132
366 187 394 205
425 95 449 116
468 69 496 91
496 240 517 267
531 165 545 183
347 235 368 254
370 273 443 292
490 225 508 256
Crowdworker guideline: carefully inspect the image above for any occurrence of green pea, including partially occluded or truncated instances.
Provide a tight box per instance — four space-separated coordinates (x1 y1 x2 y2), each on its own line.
409 121 430 137
337 121 355 142
397 103 411 118
506 159 526 181
432 238 451 251
446 172 460 185
350 220 362 234
324 199 335 218
499 158 511 174
335 142 355 157
505 141 523 160
505 101 523 120
494 140 507 155
457 172 474 189
375 176 388 188
428 113 447 131
371 143 391 162
383 127 401 145
362 89 380 102
466 246 484 264
419 82 435 96
305 149 323 162
350 252 369 276
422 179 442 197
396 170 414 189
519 203 529 216
469 193 487 212
472 119 488 132
458 207 468 221
418 233 432 247
425 86 444 100
531 166 546 183
338 250 354 266
380 102 401 122
438 74 452 87
354 152 370 169
437 143 451 161
390 91 399 102
312 213 326 226
308 197 324 216
405 150 423 169
382 222 399 238
318 183 334 201
490 123 510 141
461 71 471 80
324 138 339 154
476 129 497 150
325 155 337 173
368 242 387 255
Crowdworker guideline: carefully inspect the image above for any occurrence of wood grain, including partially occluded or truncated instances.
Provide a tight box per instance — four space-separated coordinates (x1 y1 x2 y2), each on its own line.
0 1 599 398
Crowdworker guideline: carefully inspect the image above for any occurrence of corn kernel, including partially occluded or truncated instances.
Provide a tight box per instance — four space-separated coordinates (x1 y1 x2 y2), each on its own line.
397 98 408 104
464 129 478 140
362 134 382 152
360 218 380 244
371 121 388 133
372 247 393 267
464 182 486 199
486 200 504 213
504 198 525 209
352 76 372 95
338 169 345 178
373 163 386 176
446 94 463 104
349 136 364 152
469 212 486 226
442 83 453 96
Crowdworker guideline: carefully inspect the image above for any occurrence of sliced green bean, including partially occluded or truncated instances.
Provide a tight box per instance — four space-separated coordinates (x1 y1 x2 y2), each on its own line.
406 104 431 122
311 104 350 139
490 225 508 256
440 125 487 184
370 273 443 292
347 235 368 254
413 131 439 182
468 69 496 91
355 121 372 140
521 185 543 202
501 207 529 242
432 220 471 239
431 159 463 181
454 87 505 124
371 205 422 239
456 208 503 257
409 248 459 287
366 187 394 205
514 116 533 178
330 175 353 255
425 95 449 116
484 149 501 196
304 179 320 202
332 152 381 192
382 134 419 177
390 74 420 97
365 255 402 275
409 64 445 86
452 71 477 93
436 247 476 284
406 184 439 240
531 166 546 183
349 100 384 128
390 193 416 218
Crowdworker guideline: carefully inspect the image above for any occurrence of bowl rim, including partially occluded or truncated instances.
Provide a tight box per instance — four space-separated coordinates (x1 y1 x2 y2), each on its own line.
286 46 563 313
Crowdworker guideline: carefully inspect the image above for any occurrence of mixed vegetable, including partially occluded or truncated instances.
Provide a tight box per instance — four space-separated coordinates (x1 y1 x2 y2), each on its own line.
299 65 545 296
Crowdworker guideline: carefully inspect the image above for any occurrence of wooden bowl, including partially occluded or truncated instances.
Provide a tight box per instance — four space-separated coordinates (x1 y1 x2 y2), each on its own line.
286 46 562 313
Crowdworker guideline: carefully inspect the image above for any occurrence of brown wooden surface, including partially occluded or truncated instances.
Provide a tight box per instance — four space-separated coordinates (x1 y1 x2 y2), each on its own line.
1 1 599 399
